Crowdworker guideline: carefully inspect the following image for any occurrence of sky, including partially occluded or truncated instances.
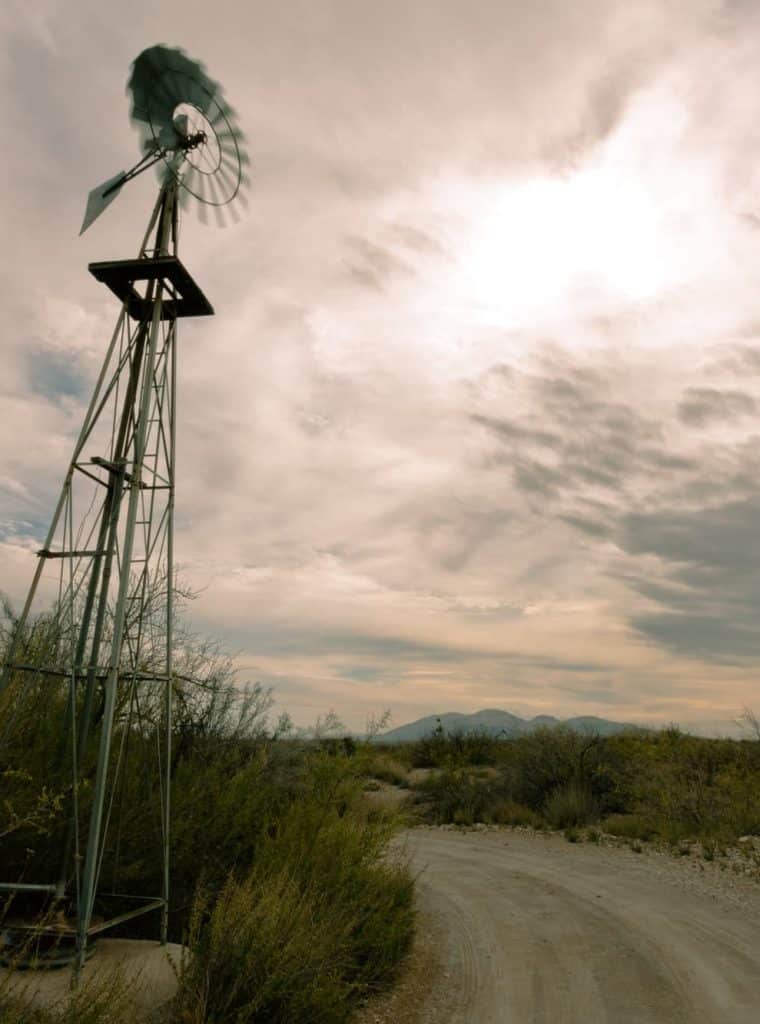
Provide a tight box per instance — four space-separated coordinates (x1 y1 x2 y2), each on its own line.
2 0 760 735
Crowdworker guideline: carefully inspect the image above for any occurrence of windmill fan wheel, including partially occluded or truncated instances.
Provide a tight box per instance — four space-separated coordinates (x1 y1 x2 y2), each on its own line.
128 44 250 225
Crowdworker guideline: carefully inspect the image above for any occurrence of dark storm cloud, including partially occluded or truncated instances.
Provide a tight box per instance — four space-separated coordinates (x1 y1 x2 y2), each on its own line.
677 387 757 427
559 513 613 538
471 359 677 502
623 498 760 572
619 498 760 660
629 612 760 662
471 413 561 449
468 344 760 667
512 459 563 498
209 616 619 677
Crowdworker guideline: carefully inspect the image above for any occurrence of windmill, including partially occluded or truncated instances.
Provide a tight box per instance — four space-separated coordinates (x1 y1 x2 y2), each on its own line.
0 44 248 974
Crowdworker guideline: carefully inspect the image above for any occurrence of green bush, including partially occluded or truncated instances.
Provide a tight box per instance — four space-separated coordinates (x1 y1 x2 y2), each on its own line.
416 768 505 825
408 722 760 844
544 781 597 829
507 727 603 811
360 753 409 787
0 599 414 1024
484 800 542 828
409 726 502 769
0 963 133 1024
171 871 354 1024
169 763 414 1024
601 813 657 841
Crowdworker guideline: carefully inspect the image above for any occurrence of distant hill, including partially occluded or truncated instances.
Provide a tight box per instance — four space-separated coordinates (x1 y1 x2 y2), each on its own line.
378 708 646 743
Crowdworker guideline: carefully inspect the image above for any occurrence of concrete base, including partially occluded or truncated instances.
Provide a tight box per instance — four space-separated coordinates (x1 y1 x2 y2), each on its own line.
1 939 183 1018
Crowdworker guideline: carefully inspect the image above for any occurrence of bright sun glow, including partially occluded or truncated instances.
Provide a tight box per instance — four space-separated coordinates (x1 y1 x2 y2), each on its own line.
455 168 665 326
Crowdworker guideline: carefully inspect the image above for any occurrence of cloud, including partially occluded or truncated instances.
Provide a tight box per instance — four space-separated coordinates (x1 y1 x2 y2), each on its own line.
618 498 760 660
469 354 684 508
677 387 757 426
343 235 413 291
5 0 760 732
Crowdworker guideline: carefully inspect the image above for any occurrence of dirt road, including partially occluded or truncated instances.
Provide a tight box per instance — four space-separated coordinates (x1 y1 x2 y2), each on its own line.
376 827 760 1024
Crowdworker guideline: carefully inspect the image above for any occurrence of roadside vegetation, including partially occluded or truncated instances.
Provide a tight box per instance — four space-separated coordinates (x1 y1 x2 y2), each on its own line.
3 584 759 1021
379 717 760 849
0 602 413 1024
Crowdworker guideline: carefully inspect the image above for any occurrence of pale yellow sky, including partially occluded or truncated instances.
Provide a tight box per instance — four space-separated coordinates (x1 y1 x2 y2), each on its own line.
2 1 760 734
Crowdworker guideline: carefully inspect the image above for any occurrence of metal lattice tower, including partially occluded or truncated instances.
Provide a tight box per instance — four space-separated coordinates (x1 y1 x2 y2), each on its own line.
0 44 248 974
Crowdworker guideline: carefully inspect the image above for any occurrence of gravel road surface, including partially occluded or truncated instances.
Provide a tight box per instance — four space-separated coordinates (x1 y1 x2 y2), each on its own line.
365 827 760 1024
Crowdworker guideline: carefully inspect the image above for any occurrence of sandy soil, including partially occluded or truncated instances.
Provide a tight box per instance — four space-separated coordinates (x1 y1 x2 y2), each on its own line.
360 827 760 1024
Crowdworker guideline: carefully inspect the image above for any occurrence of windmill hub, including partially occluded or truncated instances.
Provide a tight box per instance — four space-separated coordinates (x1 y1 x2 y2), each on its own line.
180 129 208 152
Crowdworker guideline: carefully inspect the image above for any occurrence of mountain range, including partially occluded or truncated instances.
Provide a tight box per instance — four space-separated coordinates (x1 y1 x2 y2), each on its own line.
379 708 646 743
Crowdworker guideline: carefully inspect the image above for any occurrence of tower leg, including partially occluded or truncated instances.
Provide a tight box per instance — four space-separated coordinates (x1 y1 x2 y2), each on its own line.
161 318 176 945
2 182 186 980
76 280 167 970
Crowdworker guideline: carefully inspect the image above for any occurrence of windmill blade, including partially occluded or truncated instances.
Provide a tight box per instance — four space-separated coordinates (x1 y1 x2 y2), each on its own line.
218 139 245 171
187 77 218 114
214 126 246 146
129 50 175 123
204 172 226 225
210 100 236 128
181 165 199 197
214 160 239 202
195 175 209 224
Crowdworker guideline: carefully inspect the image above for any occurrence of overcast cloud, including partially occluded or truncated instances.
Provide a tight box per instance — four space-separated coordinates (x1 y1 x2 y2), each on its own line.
2 1 760 733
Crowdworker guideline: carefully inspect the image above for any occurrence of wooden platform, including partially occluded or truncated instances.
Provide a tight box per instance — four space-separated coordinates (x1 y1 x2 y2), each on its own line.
89 256 214 320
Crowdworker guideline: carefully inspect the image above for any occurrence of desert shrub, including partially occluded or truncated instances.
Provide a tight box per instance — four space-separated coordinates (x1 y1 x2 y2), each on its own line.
544 781 597 829
408 724 451 768
171 870 352 1024
409 726 502 769
359 753 409 787
0 597 414 1023
398 720 760 843
0 963 133 1024
506 727 603 811
0 749 413 1024
595 729 760 842
447 729 503 766
416 767 508 825
485 800 542 828
170 764 413 1024
601 813 658 841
